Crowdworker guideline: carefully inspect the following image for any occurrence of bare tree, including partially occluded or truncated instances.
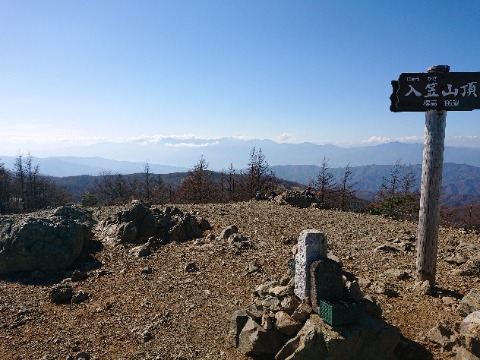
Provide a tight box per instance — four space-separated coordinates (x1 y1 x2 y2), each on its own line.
144 163 152 201
313 156 336 208
177 155 215 204
12 154 26 211
372 160 419 219
94 171 131 205
0 160 11 214
337 164 356 211
240 147 276 199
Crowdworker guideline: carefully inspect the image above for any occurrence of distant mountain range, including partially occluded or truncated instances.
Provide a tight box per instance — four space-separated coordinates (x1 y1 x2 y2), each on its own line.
0 156 187 177
2 141 480 206
2 141 480 176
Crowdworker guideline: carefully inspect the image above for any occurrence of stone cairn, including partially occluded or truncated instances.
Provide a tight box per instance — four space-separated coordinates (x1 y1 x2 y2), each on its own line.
229 229 400 360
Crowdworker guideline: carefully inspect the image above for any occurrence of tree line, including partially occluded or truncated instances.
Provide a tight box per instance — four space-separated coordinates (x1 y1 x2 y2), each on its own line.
2 150 478 234
0 154 73 214
0 149 420 218
81 147 279 206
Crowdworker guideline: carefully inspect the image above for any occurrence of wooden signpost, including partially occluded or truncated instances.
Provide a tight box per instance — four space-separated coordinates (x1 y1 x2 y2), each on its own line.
390 65 479 288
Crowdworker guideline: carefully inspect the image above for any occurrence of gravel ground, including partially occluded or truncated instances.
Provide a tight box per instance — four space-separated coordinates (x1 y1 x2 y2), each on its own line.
1 201 479 359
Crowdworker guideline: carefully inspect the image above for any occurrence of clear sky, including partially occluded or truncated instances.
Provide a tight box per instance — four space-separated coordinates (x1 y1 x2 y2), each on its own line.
1 1 480 158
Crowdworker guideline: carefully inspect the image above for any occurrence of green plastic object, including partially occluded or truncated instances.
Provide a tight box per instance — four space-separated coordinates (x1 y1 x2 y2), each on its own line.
319 299 365 326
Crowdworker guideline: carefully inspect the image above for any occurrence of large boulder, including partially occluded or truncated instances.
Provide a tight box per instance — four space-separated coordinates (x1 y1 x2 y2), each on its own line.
0 206 94 274
276 314 400 360
458 288 480 317
275 191 317 209
97 201 210 246
454 311 480 359
238 317 285 357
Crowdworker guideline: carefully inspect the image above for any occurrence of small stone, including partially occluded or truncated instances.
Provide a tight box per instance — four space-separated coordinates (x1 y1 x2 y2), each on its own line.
245 260 260 275
71 290 89 304
383 269 411 280
441 296 458 306
275 311 302 336
444 253 467 265
71 270 88 282
50 285 73 304
291 297 313 324
143 330 154 342
131 244 151 258
269 285 293 297
281 236 295 245
218 225 238 240
261 313 274 330
75 352 90 360
281 296 301 315
141 267 153 274
254 281 278 297
184 262 198 273
412 280 432 296
374 244 402 253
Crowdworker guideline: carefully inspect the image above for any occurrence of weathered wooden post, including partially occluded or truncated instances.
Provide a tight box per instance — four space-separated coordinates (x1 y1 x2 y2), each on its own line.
391 65 480 289
415 65 449 288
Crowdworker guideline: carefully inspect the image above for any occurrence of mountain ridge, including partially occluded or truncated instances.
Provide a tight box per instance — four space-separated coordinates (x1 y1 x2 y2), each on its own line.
2 141 480 176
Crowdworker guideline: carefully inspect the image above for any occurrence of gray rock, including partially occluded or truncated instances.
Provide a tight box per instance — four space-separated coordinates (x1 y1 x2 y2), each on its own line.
275 190 317 208
275 314 328 360
276 314 400 360
218 225 238 240
374 244 402 253
456 259 480 277
261 313 275 330
453 345 480 360
445 253 468 265
184 262 198 273
71 290 89 304
141 267 153 274
142 330 154 342
74 352 90 360
71 270 88 282
254 280 279 297
0 206 94 274
457 311 480 358
130 244 151 258
227 310 249 348
426 324 454 349
383 268 411 280
50 285 73 304
275 311 302 336
98 201 205 246
291 297 313 324
269 285 294 297
458 288 480 317
238 318 285 357
412 280 432 296
281 296 301 316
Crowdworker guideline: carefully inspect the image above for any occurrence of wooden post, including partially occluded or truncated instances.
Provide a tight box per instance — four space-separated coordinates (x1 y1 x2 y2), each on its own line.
415 65 449 288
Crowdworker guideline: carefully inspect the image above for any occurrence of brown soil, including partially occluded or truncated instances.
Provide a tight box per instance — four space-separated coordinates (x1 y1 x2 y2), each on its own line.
1 201 479 359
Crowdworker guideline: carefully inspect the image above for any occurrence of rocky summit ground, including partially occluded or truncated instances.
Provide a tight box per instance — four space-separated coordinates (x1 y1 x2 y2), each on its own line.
1 201 479 360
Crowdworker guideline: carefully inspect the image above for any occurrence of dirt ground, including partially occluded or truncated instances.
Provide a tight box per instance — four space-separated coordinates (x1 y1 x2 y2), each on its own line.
1 201 479 359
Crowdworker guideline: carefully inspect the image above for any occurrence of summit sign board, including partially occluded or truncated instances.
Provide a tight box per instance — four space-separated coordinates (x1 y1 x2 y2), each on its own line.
390 72 480 112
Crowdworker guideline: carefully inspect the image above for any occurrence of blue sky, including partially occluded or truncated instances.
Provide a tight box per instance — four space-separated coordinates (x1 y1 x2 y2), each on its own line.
1 1 480 158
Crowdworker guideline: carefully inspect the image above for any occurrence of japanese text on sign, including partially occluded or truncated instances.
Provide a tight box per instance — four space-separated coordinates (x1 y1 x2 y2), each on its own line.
391 72 480 112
